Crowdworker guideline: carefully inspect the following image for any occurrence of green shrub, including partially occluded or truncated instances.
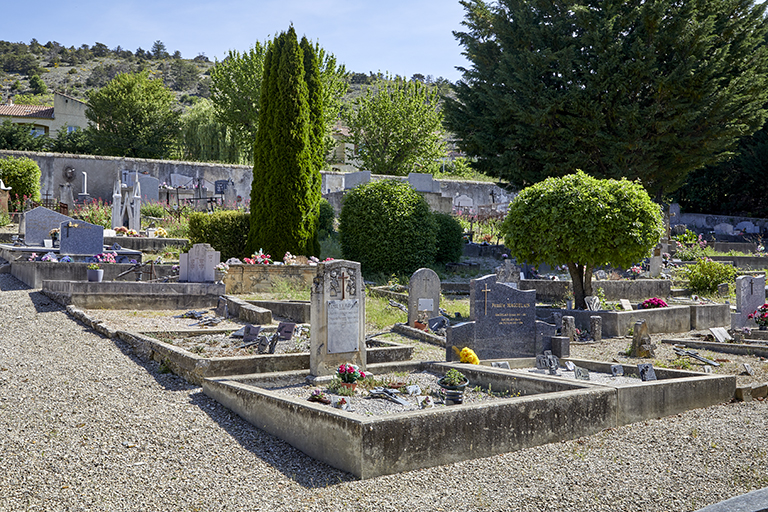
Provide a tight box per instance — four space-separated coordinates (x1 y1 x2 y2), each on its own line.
339 179 436 275
71 198 111 228
433 212 464 263
317 198 335 236
679 258 738 294
0 156 41 210
188 210 250 261
141 201 167 218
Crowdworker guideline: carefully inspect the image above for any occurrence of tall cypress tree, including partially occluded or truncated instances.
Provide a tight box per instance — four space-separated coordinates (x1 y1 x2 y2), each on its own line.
300 37 324 256
246 26 321 259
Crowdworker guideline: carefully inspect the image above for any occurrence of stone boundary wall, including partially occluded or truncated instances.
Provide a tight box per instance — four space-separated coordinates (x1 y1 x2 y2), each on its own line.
520 279 672 302
222 264 316 295
0 150 513 212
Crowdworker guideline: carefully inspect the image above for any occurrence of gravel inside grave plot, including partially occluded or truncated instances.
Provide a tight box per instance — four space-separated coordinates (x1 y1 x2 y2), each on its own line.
153 328 311 357
265 370 521 417
511 367 642 386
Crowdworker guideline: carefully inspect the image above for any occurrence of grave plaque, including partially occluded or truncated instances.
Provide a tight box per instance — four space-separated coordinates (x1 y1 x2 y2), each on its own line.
610 364 624 377
408 268 441 327
215 180 228 194
491 361 511 369
243 324 261 343
743 363 755 376
327 300 360 353
638 363 657 381
310 260 365 376
620 299 633 311
565 361 576 371
709 327 732 343
584 296 600 311
574 366 590 381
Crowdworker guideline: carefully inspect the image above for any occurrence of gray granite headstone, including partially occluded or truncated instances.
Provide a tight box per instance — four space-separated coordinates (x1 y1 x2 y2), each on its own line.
496 259 521 287
23 207 74 246
138 175 159 203
58 220 104 255
714 223 734 235
709 327 732 343
471 274 536 359
408 268 441 327
170 173 194 189
732 275 766 329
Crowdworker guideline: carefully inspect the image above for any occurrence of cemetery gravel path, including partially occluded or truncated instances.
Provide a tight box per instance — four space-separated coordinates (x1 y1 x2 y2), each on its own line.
1 275 766 512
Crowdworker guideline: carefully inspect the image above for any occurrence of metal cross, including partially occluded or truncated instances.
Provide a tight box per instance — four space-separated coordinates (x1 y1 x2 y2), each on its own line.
339 271 348 300
482 283 491 315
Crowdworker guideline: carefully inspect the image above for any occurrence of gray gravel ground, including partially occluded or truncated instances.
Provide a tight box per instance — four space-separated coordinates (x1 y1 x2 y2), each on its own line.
1 273 767 511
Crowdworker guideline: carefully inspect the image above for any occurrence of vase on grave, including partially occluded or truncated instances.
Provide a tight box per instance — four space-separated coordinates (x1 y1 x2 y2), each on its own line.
438 374 468 405
87 269 104 282
340 382 357 391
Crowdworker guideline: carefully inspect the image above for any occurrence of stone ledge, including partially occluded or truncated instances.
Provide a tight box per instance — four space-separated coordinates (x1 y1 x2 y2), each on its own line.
392 322 445 347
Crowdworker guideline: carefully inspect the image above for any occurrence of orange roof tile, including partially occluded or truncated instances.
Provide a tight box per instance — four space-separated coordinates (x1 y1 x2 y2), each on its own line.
0 104 54 119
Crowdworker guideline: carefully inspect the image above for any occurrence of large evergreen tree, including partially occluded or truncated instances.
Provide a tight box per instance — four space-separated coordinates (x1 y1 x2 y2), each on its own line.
246 27 322 259
446 0 768 198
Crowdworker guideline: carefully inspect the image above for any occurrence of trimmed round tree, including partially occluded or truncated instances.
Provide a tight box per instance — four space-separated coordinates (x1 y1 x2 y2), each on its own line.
501 171 663 309
339 180 436 275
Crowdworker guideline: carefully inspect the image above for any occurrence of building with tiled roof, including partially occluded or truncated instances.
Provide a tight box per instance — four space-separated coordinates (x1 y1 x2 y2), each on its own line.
0 92 88 137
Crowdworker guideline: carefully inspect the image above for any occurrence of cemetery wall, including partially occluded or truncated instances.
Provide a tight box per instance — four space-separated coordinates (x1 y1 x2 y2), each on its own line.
0 150 512 212
678 210 768 235
520 279 672 301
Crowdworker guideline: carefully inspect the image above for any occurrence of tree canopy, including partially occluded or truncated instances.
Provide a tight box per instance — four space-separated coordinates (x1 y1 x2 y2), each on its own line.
446 0 768 198
86 70 180 159
246 26 322 259
342 78 446 176
501 171 663 309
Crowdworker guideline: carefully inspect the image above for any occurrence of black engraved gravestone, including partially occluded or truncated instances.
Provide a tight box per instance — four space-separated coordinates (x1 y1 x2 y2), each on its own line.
610 364 624 377
243 324 261 343
214 180 228 194
470 274 536 359
638 363 657 381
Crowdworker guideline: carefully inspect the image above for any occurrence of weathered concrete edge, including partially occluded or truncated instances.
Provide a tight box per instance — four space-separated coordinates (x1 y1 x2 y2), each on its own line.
662 338 768 358
392 322 446 347
693 486 768 512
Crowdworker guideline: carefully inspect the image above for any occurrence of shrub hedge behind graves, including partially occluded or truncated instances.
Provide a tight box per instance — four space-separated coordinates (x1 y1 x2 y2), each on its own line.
339 179 437 275
433 212 463 263
317 198 335 238
0 156 41 210
188 210 250 261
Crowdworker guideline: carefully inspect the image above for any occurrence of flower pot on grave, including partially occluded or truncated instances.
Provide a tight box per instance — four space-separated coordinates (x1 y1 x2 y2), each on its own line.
87 269 104 282
340 382 357 392
438 378 468 405
414 321 428 331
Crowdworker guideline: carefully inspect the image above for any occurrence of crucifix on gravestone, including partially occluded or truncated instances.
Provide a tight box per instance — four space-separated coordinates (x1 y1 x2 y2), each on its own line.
481 283 491 316
339 270 348 300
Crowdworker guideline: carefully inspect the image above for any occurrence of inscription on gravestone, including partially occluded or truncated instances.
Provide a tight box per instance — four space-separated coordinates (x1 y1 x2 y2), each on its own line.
638 363 657 381
408 268 441 327
327 300 360 354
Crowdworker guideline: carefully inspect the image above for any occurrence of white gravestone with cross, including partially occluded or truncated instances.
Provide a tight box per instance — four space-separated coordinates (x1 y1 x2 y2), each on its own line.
310 260 366 377
732 275 767 329
407 268 441 326
179 243 220 283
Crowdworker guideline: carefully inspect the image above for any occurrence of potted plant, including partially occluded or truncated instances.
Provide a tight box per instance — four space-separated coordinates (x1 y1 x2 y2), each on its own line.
115 226 128 236
49 228 60 246
214 262 229 283
87 263 103 282
336 363 367 391
748 303 768 330
438 368 469 405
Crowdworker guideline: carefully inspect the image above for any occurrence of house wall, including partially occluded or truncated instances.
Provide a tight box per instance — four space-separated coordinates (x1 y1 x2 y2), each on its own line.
51 93 88 134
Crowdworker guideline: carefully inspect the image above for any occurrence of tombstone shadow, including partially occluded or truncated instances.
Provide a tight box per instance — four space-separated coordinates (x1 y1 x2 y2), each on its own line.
106 336 198 393
0 273 30 292
28 290 64 314
187 391 356 488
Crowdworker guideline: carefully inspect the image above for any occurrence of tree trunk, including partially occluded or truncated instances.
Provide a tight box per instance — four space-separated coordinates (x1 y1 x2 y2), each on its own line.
567 262 594 310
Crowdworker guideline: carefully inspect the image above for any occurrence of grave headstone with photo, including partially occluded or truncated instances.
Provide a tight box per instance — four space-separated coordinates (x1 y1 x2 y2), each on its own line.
23 207 74 246
408 268 441 327
732 275 767 329
310 260 366 377
179 243 220 283
446 274 537 361
59 220 104 255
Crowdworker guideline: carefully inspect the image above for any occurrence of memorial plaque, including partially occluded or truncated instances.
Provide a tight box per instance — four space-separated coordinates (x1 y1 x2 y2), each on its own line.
428 316 448 332
743 363 755 376
620 299 633 311
610 364 624 377
491 361 511 369
243 324 261 343
418 298 434 311
638 363 657 381
327 300 360 354
565 361 576 371
215 180 228 194
710 327 732 343
277 322 296 340
574 366 590 381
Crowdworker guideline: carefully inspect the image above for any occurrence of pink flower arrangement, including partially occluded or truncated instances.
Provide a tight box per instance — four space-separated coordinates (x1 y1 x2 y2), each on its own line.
640 297 668 309
244 249 272 265
748 303 768 328
93 252 117 264
337 363 367 383
629 265 643 276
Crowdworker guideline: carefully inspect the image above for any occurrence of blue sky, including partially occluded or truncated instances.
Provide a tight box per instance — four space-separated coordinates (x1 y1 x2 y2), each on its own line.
1 1 470 82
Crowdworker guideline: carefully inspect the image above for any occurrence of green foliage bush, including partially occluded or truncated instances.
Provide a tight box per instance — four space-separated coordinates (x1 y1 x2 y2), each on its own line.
188 210 250 261
317 198 335 235
0 156 41 210
72 199 111 228
433 212 464 263
141 201 167 218
679 258 738 294
339 180 436 275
